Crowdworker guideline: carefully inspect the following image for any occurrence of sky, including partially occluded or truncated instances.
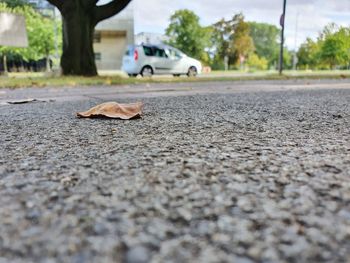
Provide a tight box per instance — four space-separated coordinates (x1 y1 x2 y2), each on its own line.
125 0 350 50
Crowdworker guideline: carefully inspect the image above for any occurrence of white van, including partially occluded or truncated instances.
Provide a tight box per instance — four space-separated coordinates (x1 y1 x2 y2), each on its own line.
122 44 202 77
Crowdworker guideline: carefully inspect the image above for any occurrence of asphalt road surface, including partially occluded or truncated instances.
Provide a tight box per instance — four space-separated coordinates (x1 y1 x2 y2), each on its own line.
0 79 349 263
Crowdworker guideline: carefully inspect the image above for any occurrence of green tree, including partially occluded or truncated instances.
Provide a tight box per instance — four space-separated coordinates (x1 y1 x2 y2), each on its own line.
297 38 320 69
320 26 350 69
0 3 61 68
46 0 132 76
297 23 350 69
248 22 280 67
165 9 211 62
233 17 255 67
247 53 268 70
212 13 254 68
0 0 31 8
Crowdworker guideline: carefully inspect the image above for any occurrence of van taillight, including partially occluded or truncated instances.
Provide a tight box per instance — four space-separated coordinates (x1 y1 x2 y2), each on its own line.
134 50 138 61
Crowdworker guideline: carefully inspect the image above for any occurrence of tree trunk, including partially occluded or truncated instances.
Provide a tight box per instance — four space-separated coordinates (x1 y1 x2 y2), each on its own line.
47 0 132 76
46 53 51 72
60 1 97 76
2 54 8 76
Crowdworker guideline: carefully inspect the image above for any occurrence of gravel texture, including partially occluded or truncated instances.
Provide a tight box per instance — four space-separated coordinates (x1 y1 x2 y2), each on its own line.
0 87 349 263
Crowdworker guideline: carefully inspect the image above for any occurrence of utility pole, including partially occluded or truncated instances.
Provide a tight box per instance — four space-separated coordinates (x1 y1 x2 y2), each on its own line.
279 0 287 75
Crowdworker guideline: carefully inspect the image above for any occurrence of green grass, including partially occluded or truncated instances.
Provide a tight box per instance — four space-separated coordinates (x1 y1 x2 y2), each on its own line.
0 70 349 89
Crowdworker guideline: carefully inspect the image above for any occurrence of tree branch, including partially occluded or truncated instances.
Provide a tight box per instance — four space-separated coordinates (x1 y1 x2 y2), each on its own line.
94 0 132 24
46 0 64 10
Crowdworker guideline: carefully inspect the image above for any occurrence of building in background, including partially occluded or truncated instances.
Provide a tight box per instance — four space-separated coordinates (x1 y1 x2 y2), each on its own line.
94 5 134 70
27 0 52 9
135 32 169 45
27 0 52 8
27 0 54 16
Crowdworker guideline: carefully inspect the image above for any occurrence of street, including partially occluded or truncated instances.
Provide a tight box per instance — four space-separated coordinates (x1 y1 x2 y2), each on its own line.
0 79 349 262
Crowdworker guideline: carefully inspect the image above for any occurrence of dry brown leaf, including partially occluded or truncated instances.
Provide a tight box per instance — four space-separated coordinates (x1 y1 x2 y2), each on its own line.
77 101 143 119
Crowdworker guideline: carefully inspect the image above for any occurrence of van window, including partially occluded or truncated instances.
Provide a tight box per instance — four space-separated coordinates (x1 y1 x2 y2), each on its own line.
143 46 154 56
154 48 167 58
168 48 182 59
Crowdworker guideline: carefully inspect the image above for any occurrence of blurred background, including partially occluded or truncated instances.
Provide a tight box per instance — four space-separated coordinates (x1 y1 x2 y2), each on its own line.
0 0 349 76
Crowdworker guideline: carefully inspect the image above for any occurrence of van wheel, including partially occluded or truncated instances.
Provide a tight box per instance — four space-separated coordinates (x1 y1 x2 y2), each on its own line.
187 66 197 77
141 66 153 77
